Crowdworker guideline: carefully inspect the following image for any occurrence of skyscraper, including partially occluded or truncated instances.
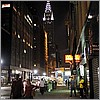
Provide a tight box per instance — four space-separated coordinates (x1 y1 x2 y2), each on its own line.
1 1 34 83
43 1 56 76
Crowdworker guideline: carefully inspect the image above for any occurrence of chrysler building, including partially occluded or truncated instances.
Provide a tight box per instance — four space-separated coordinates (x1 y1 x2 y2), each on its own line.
43 1 56 75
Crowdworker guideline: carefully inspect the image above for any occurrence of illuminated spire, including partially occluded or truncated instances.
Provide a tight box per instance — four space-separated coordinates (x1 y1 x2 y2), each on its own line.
43 1 54 21
45 1 51 12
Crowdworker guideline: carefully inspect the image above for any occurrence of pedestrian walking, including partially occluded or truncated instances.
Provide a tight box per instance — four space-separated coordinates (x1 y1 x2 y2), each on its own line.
10 74 24 99
70 76 76 97
79 76 84 98
65 79 67 86
24 79 33 99
48 80 52 92
39 78 45 95
44 80 48 92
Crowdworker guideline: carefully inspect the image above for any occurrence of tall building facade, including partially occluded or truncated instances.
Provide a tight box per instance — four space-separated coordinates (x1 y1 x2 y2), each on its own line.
43 1 56 76
31 8 45 75
25 2 46 76
1 1 34 83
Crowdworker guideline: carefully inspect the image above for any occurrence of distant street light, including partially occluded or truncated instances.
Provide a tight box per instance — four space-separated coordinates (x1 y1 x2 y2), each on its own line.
1 59 3 64
43 72 46 76
34 70 38 74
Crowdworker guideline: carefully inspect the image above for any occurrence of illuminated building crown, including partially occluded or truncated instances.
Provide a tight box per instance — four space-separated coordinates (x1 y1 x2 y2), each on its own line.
43 1 54 21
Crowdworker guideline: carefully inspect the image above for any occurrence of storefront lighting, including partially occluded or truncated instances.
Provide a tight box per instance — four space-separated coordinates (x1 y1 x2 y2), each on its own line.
65 55 73 61
65 54 80 63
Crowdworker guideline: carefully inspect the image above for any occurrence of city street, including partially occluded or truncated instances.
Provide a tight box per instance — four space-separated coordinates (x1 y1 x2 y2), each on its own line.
1 1 99 99
1 86 81 99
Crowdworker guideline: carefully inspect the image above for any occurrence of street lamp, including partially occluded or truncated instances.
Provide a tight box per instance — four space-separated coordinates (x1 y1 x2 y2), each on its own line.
34 70 38 75
43 72 46 76
1 59 3 64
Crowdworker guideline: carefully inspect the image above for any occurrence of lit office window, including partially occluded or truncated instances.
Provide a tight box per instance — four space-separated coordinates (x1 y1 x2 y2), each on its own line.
34 24 36 26
31 46 33 49
18 34 20 38
23 39 25 42
24 49 26 53
34 46 36 48
2 4 10 8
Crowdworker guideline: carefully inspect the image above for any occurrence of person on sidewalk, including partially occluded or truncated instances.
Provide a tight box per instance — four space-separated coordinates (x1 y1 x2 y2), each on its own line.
24 79 33 99
48 80 53 92
39 78 45 95
10 74 24 99
70 75 76 97
79 76 84 98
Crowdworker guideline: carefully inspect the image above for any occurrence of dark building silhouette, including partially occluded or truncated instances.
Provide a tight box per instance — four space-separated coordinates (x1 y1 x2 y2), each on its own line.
1 1 34 82
31 9 45 75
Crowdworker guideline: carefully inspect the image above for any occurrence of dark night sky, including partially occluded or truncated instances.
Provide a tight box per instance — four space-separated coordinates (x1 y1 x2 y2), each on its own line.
27 1 69 51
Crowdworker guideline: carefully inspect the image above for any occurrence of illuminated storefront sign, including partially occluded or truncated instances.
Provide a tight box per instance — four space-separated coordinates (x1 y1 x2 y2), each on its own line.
65 54 80 63
75 55 81 62
55 68 64 72
65 55 73 61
